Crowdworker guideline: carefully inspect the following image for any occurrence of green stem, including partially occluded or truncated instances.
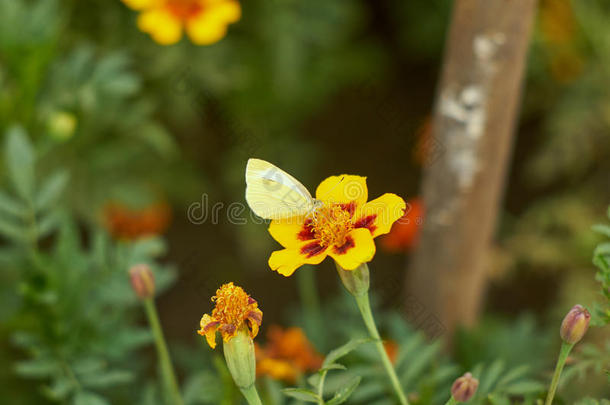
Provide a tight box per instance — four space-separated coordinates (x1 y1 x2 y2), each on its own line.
317 370 328 403
143 299 184 405
544 342 574 405
444 396 458 405
353 292 409 405
239 384 263 405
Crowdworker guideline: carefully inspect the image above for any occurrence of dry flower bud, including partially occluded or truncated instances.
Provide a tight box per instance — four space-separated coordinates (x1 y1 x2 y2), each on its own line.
451 372 479 402
560 304 590 344
129 264 155 299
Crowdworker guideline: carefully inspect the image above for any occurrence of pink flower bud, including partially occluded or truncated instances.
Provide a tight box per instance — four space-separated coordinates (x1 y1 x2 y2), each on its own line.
560 304 590 344
129 264 155 299
451 372 479 402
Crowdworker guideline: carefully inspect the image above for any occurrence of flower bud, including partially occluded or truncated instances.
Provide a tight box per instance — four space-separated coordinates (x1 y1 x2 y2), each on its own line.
47 111 77 141
129 264 155 299
560 304 590 344
335 262 370 297
223 327 257 389
451 372 479 402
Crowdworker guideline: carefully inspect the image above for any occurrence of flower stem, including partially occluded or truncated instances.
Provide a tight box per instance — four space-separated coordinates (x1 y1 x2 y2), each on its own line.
353 292 409 405
444 397 458 405
239 384 263 405
143 298 184 405
544 342 574 405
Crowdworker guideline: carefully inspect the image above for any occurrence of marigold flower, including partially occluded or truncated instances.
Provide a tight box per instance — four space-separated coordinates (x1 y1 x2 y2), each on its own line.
198 282 262 349
129 263 155 299
103 201 171 240
121 0 241 45
255 326 322 383
380 198 424 252
268 175 406 276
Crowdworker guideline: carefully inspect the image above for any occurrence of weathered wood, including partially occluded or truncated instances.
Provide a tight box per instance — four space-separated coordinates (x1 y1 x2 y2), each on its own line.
406 0 538 340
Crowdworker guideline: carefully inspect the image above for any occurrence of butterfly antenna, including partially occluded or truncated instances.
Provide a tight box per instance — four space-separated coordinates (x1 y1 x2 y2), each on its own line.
320 176 345 202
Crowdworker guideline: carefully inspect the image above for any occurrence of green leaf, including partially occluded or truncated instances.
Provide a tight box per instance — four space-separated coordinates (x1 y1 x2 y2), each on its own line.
326 376 361 405
35 170 69 211
14 358 59 378
0 191 27 217
0 214 27 242
5 125 35 201
73 391 110 405
323 338 372 368
282 388 321 403
81 370 133 389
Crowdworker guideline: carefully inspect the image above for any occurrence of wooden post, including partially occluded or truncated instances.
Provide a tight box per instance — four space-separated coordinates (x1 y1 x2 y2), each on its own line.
406 0 538 340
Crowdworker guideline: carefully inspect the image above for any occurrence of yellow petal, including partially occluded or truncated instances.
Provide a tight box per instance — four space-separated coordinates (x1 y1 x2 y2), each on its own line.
268 216 312 249
206 1 241 23
269 240 328 277
198 314 219 349
329 228 376 270
315 175 368 207
186 14 228 45
137 9 183 45
355 193 406 238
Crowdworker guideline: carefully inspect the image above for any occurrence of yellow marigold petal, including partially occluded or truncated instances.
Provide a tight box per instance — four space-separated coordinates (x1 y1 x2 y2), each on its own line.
207 0 242 23
137 9 183 45
121 0 160 11
186 15 228 45
355 193 406 238
268 216 312 248
197 314 219 349
247 308 263 339
329 228 376 270
269 241 328 277
315 175 368 207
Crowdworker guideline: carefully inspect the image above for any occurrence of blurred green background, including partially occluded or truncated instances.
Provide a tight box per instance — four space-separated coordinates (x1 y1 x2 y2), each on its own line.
0 0 609 403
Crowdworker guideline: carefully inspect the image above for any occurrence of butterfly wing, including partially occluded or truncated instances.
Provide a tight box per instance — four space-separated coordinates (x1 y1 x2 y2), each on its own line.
245 158 314 219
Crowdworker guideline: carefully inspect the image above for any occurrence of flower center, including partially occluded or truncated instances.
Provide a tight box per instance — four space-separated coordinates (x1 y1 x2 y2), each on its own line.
310 202 353 248
211 282 251 328
164 0 204 19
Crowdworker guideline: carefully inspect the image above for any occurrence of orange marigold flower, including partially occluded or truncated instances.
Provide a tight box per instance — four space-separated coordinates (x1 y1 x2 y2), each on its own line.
103 201 171 240
268 175 406 276
121 0 241 45
380 198 424 252
198 282 262 349
255 326 322 383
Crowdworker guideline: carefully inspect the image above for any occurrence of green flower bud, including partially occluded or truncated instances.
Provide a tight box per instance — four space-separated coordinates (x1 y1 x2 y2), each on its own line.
47 111 77 141
336 262 370 297
451 372 478 402
223 327 257 389
560 304 590 344
129 264 155 299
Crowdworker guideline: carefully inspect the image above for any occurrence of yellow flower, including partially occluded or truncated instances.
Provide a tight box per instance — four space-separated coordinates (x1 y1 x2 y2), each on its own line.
121 0 241 45
268 175 406 276
197 282 262 349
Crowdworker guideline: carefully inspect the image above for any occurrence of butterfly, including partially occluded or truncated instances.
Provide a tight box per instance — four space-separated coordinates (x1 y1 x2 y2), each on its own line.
245 158 322 220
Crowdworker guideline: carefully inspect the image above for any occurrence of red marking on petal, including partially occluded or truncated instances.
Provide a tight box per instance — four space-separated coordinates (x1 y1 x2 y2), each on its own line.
354 214 377 234
247 310 262 325
204 321 220 332
220 324 236 335
247 297 257 305
298 219 316 241
333 235 356 255
300 241 326 258
340 201 357 217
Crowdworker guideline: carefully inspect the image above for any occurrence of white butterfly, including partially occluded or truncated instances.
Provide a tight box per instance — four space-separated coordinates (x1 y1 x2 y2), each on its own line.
245 158 320 220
